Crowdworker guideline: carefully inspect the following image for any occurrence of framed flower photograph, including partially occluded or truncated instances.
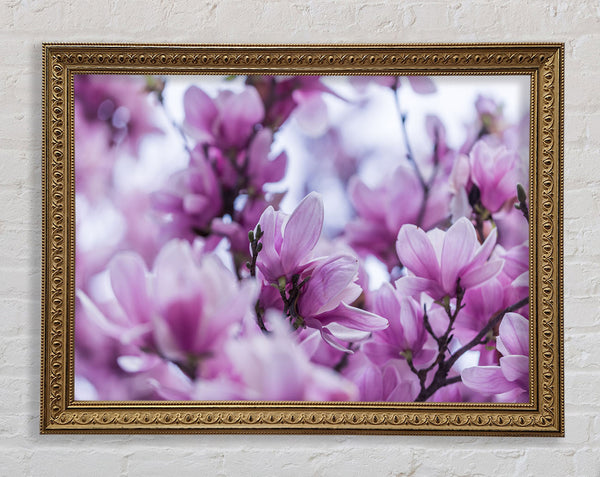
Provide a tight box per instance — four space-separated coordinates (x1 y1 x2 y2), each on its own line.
41 44 564 434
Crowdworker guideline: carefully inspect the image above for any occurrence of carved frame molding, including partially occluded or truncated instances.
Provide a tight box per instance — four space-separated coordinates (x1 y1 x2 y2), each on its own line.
41 44 563 435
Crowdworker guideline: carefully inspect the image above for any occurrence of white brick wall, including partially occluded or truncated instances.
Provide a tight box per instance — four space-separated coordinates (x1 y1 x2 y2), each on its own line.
1 1 598 475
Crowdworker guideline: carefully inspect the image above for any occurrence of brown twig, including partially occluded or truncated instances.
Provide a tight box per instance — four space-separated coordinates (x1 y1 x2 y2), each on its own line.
411 294 529 402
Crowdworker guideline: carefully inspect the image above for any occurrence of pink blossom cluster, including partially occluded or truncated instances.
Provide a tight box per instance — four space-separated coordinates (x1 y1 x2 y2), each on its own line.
74 74 530 403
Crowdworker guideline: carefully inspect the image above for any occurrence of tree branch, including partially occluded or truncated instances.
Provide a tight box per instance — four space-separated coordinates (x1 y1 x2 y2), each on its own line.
413 295 529 402
444 296 529 371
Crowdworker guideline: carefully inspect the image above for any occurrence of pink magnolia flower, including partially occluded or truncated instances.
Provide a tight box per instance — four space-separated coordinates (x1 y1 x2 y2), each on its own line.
74 75 163 155
248 76 337 132
115 352 194 401
296 253 389 350
151 145 223 241
75 297 195 401
77 239 258 375
74 104 118 201
452 278 505 341
395 217 504 299
148 240 257 364
255 191 324 282
495 243 528 284
343 353 420 402
245 128 287 188
76 252 154 350
349 76 437 95
494 243 529 318
183 85 265 149
345 165 450 269
402 76 437 94
461 312 529 402
195 316 358 401
195 126 287 194
75 356 193 401
449 278 507 366
494 204 529 249
362 282 436 367
296 328 347 369
255 192 387 349
425 115 455 162
211 195 284 255
469 140 521 213
460 95 511 154
427 380 489 403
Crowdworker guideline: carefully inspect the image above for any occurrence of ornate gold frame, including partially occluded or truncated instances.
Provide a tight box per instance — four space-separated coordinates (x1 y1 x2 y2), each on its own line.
41 43 564 435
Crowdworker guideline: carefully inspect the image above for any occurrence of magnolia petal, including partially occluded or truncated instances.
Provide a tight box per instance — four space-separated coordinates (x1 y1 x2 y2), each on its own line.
488 170 519 212
357 365 384 401
497 312 529 357
76 290 123 339
305 368 358 402
304 318 353 353
247 128 272 173
153 241 202 312
362 340 399 366
193 377 243 401
440 217 479 293
386 167 423 231
262 151 287 184
194 279 257 353
450 187 471 222
324 322 371 342
117 354 160 373
119 322 155 346
381 364 402 399
449 153 471 192
348 176 386 220
256 206 284 280
298 330 322 358
500 355 529 385
221 87 265 148
396 224 440 280
399 297 425 351
512 271 529 289
280 192 324 274
150 191 183 213
406 76 437 94
460 259 504 290
316 302 388 331
393 276 438 298
469 141 490 189
461 365 517 394
386 378 419 403
468 226 498 270
151 308 186 361
371 282 398 314
211 278 258 325
108 252 151 326
412 348 438 368
293 92 329 137
182 194 210 214
210 218 241 236
299 254 359 316
183 86 218 143
145 362 194 401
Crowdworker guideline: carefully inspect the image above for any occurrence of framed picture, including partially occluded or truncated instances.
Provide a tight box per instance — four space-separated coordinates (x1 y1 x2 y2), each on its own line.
41 44 564 435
